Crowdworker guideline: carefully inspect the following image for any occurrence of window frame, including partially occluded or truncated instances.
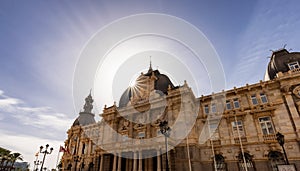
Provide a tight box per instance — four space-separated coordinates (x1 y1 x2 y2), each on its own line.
260 93 268 103
233 98 240 109
259 116 275 135
231 120 245 137
209 120 220 140
211 103 217 113
138 132 145 139
204 104 209 114
226 100 232 110
288 61 300 70
251 95 258 105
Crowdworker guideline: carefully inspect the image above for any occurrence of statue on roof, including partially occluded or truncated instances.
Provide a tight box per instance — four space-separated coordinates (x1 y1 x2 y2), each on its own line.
83 90 94 113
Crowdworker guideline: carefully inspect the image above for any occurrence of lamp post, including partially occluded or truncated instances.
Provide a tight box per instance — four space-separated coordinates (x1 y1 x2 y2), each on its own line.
276 132 289 165
39 144 53 171
34 160 42 171
159 120 171 171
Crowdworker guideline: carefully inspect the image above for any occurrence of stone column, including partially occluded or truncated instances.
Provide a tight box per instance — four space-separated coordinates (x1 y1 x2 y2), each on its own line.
149 157 153 170
284 94 300 131
157 150 161 171
126 158 129 171
133 152 137 171
112 153 117 171
138 151 143 171
99 154 103 171
88 140 92 155
117 155 122 171
78 142 83 155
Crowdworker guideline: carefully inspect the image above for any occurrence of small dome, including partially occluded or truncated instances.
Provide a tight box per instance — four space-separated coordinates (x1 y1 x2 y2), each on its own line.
72 93 96 126
119 69 174 107
72 117 80 126
265 49 300 80
72 112 96 126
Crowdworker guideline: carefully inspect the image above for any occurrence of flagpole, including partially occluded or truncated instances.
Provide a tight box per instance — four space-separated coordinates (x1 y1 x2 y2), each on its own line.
208 118 217 171
235 114 248 171
33 152 39 171
56 146 61 169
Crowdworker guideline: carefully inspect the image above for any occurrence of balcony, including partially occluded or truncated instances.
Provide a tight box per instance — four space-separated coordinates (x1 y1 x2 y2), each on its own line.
262 134 277 142
210 139 221 146
234 137 247 144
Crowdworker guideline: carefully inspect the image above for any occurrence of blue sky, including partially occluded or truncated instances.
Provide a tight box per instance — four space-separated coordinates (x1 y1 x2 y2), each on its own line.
1 0 300 169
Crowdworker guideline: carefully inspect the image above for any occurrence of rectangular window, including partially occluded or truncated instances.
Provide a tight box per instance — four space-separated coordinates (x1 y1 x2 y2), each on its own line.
204 105 209 114
231 121 245 137
226 100 232 110
138 132 145 139
233 98 240 108
260 93 268 103
209 121 219 140
259 117 275 135
211 103 217 113
251 95 258 105
288 61 300 70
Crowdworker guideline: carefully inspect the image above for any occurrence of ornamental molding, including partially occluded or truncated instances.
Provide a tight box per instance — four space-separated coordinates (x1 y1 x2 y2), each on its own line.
292 85 300 98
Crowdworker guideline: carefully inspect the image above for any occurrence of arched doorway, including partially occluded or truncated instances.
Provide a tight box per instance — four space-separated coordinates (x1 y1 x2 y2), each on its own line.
213 154 227 171
268 151 285 171
237 152 255 171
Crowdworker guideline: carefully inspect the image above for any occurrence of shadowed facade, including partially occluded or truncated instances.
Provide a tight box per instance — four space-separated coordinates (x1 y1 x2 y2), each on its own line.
62 49 300 171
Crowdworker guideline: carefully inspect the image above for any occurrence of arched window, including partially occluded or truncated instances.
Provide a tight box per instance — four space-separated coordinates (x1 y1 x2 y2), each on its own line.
82 143 85 154
237 152 255 171
268 151 285 171
88 162 94 171
67 163 72 170
213 154 227 171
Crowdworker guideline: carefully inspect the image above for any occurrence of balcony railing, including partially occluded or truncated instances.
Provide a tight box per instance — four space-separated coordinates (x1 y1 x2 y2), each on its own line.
262 134 277 142
234 137 247 144
210 139 221 146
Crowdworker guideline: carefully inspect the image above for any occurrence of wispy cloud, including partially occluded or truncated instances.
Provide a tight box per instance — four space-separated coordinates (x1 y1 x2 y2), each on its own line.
0 89 73 169
229 1 300 87
0 89 72 143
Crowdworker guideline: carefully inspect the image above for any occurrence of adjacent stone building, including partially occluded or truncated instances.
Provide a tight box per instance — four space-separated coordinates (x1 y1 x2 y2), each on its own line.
61 49 300 171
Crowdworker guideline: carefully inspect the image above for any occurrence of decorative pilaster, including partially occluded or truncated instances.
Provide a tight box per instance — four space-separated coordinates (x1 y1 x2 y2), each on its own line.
157 150 161 171
117 155 122 171
112 153 117 171
99 154 103 171
133 152 137 171
138 151 143 171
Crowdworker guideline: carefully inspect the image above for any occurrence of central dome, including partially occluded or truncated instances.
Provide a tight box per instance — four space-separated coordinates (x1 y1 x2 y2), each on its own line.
119 67 175 107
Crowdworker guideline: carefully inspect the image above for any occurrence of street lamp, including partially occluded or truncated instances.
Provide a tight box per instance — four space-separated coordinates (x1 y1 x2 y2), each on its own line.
159 120 171 171
39 144 53 171
276 132 289 165
34 160 42 171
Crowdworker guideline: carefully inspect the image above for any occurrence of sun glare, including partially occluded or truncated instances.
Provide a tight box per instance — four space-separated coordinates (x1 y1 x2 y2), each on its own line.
129 80 136 87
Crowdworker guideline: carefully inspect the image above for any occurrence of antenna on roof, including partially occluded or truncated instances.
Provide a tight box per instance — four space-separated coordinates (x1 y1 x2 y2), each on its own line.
283 44 287 49
148 56 153 72
150 56 152 67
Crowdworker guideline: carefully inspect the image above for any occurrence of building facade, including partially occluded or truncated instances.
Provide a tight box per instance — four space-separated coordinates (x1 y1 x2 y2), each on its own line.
61 49 300 171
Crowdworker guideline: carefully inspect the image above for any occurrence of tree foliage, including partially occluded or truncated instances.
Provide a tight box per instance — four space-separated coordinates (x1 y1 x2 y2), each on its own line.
0 147 24 170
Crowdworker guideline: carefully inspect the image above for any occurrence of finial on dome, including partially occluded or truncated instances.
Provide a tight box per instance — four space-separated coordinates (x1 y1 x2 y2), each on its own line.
83 91 93 113
148 56 153 73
